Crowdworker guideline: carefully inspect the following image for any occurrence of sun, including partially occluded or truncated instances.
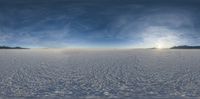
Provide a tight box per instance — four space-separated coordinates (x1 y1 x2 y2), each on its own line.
156 42 164 49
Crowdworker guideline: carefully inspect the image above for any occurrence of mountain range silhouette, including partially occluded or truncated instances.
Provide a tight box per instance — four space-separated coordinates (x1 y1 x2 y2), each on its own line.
0 46 28 49
171 45 200 49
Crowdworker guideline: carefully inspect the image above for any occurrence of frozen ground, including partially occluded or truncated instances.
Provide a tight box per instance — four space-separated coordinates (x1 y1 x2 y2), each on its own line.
0 49 200 99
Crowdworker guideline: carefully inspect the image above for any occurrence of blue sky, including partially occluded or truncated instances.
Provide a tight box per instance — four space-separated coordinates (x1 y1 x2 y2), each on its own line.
0 0 200 48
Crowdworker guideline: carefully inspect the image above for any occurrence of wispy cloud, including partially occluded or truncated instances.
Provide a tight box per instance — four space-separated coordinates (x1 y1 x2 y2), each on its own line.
0 0 200 48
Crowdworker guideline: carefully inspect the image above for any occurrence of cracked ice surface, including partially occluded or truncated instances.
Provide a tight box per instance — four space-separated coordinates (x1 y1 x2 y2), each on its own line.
0 49 200 99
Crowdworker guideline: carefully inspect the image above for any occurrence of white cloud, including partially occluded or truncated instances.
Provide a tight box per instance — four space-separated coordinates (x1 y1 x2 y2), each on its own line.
137 26 188 48
0 33 12 44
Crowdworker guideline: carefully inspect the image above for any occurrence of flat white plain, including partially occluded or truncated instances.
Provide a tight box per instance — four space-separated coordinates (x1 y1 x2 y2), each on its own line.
0 49 200 99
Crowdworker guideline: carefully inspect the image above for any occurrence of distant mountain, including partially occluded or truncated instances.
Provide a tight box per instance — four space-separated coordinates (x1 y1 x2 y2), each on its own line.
0 46 28 49
171 45 200 49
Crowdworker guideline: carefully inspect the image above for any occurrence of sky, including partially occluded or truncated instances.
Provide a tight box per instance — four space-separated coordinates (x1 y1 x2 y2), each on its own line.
0 0 200 48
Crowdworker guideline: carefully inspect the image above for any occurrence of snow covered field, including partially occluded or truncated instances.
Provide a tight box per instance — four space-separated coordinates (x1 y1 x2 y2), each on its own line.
0 49 200 99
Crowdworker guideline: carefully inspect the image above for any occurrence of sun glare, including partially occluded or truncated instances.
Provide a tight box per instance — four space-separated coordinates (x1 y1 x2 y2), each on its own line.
156 42 164 49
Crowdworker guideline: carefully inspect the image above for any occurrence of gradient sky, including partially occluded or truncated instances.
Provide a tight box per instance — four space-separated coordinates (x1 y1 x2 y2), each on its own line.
0 0 200 48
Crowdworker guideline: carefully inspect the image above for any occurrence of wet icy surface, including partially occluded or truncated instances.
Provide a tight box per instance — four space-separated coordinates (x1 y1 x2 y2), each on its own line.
0 49 200 99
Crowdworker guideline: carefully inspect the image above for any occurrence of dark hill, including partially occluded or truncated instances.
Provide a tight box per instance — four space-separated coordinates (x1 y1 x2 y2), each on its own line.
171 45 200 49
0 46 28 49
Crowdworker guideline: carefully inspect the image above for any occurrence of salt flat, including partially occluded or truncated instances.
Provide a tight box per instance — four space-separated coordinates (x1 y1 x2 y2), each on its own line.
0 49 200 99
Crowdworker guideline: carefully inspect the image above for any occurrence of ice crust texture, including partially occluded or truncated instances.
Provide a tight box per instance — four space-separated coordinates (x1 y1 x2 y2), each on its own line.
0 49 200 99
